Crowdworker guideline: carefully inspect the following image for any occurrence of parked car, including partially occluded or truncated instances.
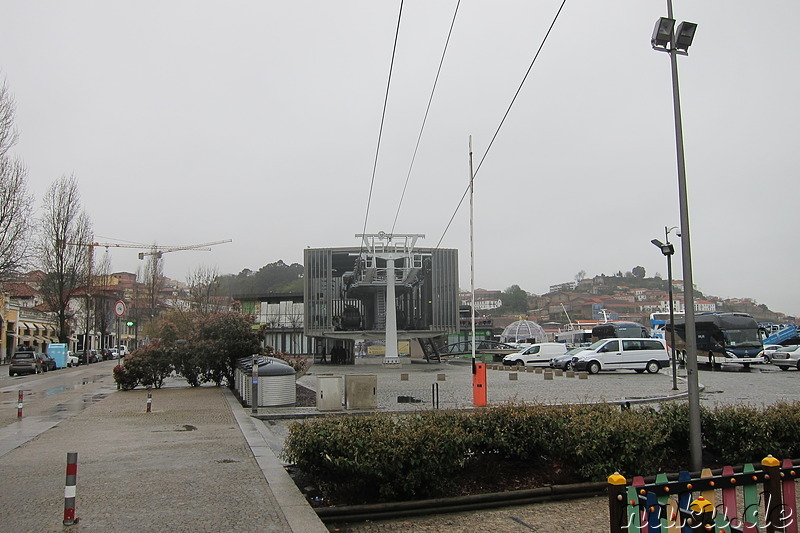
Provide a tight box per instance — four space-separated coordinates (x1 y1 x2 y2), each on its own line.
760 344 784 364
8 351 43 376
570 338 670 374
67 351 79 367
550 347 587 370
502 343 567 367
771 345 800 371
88 350 102 363
39 353 58 372
114 345 129 356
109 349 119 359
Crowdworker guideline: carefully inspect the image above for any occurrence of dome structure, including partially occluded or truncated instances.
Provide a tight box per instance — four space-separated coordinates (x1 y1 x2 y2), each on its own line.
500 320 546 344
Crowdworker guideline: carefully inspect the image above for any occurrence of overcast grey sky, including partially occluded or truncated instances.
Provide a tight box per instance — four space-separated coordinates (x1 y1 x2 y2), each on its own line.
1 1 798 316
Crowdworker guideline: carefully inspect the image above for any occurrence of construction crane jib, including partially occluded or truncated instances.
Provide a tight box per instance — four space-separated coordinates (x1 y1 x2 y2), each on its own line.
136 240 233 260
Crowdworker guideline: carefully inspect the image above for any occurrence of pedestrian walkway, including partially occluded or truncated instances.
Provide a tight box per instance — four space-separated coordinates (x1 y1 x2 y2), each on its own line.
0 375 327 533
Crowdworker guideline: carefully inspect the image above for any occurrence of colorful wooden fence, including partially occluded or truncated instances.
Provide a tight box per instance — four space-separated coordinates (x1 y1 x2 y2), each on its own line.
608 456 799 532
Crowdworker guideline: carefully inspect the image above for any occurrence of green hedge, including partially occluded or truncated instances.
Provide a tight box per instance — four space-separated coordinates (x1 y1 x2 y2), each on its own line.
282 401 800 504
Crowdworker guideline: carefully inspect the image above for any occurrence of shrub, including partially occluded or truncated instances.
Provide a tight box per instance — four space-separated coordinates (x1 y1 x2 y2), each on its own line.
172 340 204 387
113 363 139 391
556 404 669 480
281 401 800 505
128 345 174 389
283 412 470 502
702 404 772 464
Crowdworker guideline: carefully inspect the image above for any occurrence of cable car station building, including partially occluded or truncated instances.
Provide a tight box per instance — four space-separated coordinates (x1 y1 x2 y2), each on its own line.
304 233 459 364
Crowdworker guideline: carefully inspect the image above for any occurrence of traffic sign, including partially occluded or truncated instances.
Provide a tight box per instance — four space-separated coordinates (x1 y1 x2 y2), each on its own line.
114 300 126 317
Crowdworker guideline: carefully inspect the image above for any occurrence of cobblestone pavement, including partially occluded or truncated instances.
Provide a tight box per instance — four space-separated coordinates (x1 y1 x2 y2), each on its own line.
0 376 296 532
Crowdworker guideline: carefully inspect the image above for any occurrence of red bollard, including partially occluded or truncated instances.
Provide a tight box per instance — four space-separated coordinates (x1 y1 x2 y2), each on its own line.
146 392 152 413
17 390 23 419
63 452 78 526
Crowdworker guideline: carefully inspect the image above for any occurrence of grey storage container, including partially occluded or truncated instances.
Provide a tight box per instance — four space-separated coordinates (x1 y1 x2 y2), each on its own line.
256 360 296 407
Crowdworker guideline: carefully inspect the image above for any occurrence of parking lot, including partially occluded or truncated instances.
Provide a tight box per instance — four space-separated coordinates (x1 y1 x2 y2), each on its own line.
290 358 800 413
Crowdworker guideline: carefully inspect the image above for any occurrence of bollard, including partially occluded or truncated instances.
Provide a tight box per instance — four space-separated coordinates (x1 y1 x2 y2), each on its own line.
578 372 588 380
566 370 575 378
63 452 78 526
554 369 563 377
509 373 518 381
400 373 409 381
17 390 23 419
534 368 543 374
437 373 446 381
251 354 258 414
146 392 152 413
544 371 554 381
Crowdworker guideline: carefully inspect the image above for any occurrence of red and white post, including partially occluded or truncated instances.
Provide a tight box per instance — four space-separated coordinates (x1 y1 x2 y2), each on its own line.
17 390 23 419
63 452 78 526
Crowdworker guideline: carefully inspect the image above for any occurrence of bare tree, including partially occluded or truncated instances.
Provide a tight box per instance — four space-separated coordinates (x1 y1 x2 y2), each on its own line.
0 79 19 158
0 156 33 279
0 81 33 280
186 264 221 316
38 175 93 342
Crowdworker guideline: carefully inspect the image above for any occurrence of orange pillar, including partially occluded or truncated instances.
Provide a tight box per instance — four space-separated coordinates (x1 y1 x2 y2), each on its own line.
472 362 487 406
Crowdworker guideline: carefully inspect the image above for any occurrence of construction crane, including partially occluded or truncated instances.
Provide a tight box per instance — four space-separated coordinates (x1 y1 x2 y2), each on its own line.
59 238 233 282
136 240 233 260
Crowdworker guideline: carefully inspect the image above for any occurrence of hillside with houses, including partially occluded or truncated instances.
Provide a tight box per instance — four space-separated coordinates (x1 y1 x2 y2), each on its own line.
461 272 795 329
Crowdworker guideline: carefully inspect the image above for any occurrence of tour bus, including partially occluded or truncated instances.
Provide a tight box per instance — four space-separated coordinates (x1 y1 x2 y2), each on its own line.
591 321 649 342
666 312 764 367
650 311 685 340
554 328 593 347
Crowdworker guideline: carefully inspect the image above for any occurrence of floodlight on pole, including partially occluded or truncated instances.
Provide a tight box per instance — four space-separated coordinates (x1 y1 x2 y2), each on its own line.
652 0 702 472
674 22 698 51
651 230 679 392
651 17 675 49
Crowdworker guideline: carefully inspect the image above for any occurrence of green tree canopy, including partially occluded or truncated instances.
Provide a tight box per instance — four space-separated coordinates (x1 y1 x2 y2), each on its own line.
501 285 529 313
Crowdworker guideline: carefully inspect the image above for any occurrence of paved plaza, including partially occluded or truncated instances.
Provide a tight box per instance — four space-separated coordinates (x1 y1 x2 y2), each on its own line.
0 357 796 532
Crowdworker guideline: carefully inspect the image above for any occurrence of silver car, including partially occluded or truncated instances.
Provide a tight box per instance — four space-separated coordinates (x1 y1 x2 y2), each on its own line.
760 344 784 364
550 347 586 370
771 345 800 371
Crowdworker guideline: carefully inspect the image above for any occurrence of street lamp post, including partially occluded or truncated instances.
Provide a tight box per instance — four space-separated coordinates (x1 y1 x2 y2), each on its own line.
651 226 679 391
652 1 702 471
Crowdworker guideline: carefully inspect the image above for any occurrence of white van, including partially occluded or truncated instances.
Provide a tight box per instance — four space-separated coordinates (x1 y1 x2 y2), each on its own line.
502 343 568 367
570 338 670 374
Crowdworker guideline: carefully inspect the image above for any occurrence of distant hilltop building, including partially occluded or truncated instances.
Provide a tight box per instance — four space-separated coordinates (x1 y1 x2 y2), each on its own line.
549 281 576 293
459 289 502 311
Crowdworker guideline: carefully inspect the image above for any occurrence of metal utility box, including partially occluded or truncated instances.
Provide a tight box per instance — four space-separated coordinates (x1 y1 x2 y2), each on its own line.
316 376 344 411
345 374 377 410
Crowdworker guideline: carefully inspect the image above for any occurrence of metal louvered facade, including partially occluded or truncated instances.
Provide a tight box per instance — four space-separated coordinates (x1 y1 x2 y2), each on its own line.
303 245 459 341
